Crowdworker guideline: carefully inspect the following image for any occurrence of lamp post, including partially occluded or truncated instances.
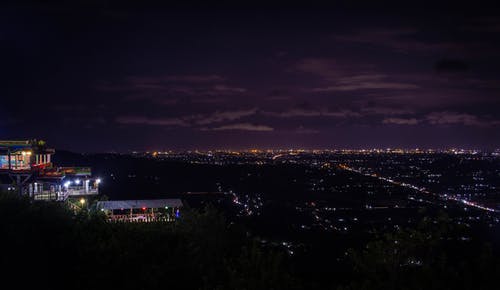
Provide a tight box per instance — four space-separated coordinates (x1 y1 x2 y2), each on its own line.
79 198 87 210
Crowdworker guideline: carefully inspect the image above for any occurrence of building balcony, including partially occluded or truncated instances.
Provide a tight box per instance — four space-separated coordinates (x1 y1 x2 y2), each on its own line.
66 187 99 196
33 187 98 201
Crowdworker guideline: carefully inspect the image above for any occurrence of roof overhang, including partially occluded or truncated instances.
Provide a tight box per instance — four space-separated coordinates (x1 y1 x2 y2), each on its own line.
96 199 183 210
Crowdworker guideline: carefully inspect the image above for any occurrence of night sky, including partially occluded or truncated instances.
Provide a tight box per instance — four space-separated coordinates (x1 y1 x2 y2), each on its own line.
2 1 500 152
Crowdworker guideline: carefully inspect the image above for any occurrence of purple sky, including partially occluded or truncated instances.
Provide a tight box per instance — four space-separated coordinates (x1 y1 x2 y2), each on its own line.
1 2 500 152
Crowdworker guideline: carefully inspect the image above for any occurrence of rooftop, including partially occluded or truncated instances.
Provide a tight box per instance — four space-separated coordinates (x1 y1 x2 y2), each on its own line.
96 199 183 210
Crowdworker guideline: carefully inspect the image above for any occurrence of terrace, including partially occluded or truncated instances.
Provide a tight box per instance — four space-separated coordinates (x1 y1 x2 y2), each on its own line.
0 140 101 200
97 199 183 222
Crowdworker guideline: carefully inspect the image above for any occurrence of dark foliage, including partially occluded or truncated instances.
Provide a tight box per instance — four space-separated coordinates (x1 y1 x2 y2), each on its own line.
1 192 499 290
342 212 500 290
0 192 293 290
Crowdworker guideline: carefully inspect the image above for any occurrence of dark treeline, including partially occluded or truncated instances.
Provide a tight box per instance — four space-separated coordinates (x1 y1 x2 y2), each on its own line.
1 192 499 290
0 192 293 290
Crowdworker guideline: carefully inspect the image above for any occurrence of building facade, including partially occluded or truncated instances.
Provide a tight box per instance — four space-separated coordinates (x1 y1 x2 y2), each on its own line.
0 139 100 201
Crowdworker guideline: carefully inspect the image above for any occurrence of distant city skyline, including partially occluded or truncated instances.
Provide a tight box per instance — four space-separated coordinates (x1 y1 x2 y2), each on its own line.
1 2 500 152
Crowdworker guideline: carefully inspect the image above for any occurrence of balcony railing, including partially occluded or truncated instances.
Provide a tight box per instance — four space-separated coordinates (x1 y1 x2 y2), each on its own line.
66 188 99 196
33 191 64 201
33 188 98 201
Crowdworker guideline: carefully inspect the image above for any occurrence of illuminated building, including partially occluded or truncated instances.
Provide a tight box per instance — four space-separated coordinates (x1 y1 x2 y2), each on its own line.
96 199 183 222
0 139 100 200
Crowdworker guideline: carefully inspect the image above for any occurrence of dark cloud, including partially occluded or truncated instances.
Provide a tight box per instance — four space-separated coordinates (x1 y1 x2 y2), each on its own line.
382 117 419 125
381 112 500 127
115 116 188 127
114 108 258 129
434 59 470 73
195 108 258 125
295 59 419 93
333 28 458 53
425 112 499 127
213 85 247 93
295 126 320 134
311 79 419 92
207 123 274 132
1 2 500 150
263 108 361 118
